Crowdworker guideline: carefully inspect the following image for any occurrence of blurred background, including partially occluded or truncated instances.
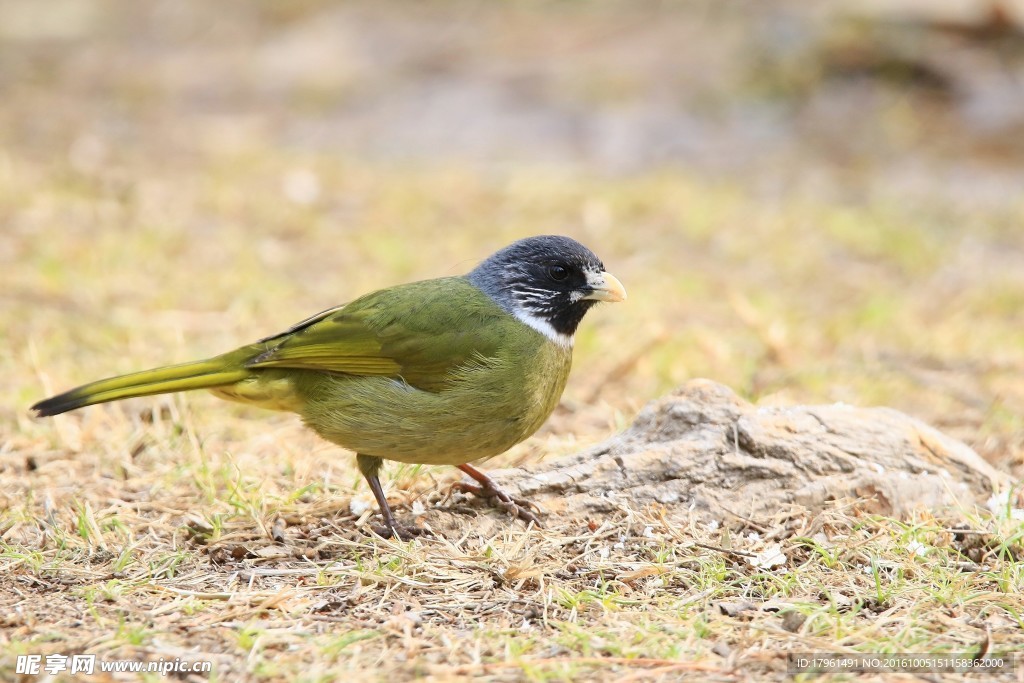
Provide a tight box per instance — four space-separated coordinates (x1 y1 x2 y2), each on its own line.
3 0 1023 476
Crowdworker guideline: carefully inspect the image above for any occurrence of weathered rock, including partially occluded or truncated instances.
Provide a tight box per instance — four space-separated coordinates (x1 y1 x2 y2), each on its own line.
488 380 1007 522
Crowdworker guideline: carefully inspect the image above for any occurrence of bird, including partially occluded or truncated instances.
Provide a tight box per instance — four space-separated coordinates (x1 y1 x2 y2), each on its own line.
31 235 626 538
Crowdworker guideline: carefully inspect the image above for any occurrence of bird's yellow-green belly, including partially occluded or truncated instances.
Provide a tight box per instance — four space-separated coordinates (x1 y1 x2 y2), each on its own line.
290 343 572 465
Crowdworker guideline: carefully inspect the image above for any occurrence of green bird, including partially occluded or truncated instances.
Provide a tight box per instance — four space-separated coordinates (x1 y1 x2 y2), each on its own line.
31 236 626 537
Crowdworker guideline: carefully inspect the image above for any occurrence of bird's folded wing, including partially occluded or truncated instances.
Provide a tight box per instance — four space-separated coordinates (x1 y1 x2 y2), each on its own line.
244 278 505 392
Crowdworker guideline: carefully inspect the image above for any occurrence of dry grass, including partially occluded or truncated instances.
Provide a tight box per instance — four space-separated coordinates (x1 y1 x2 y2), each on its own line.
3 1 1024 681
3 427 1023 682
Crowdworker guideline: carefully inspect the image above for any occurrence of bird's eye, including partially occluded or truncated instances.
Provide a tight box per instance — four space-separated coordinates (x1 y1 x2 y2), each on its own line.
548 264 569 281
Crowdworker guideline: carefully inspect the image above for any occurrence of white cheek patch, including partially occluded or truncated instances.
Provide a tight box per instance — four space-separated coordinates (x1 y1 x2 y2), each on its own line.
512 307 574 348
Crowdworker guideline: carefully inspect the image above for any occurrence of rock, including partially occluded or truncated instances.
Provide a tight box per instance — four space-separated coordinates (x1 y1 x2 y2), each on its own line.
780 610 807 633
717 600 757 617
488 380 1007 522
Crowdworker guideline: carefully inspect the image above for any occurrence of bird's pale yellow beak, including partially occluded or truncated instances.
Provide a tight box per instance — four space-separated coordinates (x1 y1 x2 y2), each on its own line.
582 271 627 303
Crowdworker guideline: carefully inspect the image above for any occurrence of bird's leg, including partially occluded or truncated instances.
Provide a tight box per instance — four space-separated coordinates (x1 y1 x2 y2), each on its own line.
356 454 425 540
453 463 542 528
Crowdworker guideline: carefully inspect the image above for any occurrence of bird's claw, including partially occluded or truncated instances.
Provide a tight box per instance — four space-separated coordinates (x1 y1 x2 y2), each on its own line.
448 482 542 527
370 522 431 541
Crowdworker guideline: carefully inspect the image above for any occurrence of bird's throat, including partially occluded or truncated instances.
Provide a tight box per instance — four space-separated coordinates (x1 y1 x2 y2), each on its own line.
512 307 574 347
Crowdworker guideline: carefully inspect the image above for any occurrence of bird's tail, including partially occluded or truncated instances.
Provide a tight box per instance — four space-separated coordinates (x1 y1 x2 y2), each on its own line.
31 357 252 417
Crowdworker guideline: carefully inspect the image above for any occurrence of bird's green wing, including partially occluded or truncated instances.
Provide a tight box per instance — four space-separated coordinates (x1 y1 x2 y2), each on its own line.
244 277 511 392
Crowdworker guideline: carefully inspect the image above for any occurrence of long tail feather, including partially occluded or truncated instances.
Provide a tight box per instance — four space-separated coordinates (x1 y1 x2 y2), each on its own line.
31 358 252 417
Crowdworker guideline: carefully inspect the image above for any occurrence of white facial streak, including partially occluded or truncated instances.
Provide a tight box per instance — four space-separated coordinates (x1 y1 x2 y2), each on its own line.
511 306 574 348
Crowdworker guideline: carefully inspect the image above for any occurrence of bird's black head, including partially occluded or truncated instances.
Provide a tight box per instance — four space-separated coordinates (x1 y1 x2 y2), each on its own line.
467 235 626 345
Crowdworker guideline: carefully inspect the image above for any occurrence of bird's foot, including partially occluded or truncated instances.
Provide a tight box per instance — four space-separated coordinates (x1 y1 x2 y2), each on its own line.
369 521 431 541
449 481 542 528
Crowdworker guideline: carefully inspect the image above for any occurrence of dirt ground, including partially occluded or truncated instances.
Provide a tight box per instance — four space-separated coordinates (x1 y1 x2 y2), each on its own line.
2 1 1023 681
